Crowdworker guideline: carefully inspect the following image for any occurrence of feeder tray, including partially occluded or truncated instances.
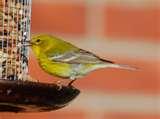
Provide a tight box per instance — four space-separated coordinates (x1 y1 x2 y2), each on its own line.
0 79 80 112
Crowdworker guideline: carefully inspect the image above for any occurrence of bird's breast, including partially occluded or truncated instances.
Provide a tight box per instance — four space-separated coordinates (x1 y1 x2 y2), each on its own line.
39 59 73 78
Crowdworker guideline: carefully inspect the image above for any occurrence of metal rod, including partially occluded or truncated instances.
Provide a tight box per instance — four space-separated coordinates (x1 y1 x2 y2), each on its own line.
5 0 10 79
1 0 5 78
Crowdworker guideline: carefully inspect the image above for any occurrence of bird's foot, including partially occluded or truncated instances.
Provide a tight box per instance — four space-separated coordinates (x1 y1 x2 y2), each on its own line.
68 80 76 87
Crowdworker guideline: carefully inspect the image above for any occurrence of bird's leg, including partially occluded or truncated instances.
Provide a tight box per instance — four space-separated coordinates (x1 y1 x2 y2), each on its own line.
68 79 76 86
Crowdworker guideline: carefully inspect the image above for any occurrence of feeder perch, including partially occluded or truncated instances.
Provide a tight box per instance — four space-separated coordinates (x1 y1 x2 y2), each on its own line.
0 0 80 112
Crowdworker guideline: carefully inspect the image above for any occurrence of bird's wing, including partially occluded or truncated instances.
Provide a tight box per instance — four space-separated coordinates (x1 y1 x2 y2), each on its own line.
48 49 113 64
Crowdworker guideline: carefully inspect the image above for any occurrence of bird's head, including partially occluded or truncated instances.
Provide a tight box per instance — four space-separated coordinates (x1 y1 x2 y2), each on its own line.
28 34 76 58
30 34 56 57
31 34 50 46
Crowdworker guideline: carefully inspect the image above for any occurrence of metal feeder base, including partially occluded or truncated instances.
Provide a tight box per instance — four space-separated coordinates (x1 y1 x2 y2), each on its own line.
0 80 80 112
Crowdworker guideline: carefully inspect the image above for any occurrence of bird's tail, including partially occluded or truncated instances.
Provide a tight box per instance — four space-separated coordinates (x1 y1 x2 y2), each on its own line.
107 63 138 71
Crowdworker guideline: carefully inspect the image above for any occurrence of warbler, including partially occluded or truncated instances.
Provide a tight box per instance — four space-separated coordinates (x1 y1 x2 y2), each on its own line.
29 34 137 86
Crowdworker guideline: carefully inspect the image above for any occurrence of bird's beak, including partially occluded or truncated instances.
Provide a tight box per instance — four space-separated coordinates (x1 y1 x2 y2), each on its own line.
23 40 33 47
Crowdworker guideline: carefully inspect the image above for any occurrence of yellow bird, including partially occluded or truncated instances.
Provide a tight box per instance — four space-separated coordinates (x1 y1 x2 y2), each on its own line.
29 34 137 86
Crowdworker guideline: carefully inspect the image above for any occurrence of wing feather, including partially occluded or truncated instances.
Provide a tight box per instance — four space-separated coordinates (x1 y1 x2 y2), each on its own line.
48 49 111 64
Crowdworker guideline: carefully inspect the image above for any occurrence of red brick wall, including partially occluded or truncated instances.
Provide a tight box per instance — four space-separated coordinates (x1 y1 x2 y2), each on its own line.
2 0 159 119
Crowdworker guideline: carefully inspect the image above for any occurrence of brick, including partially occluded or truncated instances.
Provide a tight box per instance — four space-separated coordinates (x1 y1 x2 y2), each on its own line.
31 2 86 36
104 5 159 41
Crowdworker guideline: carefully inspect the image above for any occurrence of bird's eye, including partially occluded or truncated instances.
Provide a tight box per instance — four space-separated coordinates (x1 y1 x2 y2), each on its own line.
36 39 41 43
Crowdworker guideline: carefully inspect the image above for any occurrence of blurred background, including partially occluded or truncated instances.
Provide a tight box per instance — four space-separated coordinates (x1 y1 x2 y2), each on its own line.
1 0 159 119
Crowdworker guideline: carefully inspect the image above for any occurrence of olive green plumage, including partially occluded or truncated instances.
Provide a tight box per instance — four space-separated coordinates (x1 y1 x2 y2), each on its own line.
30 34 136 83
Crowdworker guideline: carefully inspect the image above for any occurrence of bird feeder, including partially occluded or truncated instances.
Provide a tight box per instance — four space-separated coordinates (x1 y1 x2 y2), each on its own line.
0 0 31 80
0 0 80 112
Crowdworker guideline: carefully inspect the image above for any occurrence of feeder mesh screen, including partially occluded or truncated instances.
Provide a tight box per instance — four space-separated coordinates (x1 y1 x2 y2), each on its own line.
0 0 31 80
